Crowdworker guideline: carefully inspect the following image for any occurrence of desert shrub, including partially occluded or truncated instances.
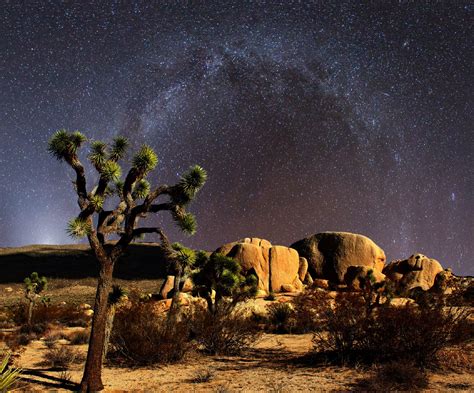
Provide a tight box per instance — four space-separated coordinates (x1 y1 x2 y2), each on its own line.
192 304 261 355
11 332 33 348
435 344 474 372
109 300 192 365
8 302 88 327
291 289 331 333
266 302 295 333
313 291 473 366
355 360 429 392
44 337 58 349
69 329 90 345
191 367 215 383
19 322 48 335
44 346 82 370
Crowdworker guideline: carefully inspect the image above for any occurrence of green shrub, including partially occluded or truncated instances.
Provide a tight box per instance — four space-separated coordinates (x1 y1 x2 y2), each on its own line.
266 302 294 333
0 351 22 392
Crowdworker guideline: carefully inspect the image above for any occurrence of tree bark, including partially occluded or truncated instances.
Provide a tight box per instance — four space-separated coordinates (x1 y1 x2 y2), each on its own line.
27 300 34 326
79 260 114 392
102 304 116 364
166 267 182 330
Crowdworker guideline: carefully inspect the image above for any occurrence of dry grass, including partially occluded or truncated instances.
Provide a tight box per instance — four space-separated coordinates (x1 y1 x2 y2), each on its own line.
68 329 90 345
43 346 84 370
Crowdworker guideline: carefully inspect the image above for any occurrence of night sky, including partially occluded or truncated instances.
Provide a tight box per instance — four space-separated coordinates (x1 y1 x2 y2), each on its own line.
1 1 472 275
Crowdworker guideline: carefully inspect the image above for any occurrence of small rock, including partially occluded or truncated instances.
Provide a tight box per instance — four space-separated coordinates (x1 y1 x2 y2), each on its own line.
390 298 415 307
312 279 329 290
280 284 296 293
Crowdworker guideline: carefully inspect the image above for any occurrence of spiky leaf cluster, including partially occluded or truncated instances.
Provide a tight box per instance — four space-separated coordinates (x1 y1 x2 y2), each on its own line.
132 145 158 173
174 211 197 235
172 165 208 205
108 285 128 305
172 242 196 268
132 179 150 200
24 272 48 296
100 161 122 182
114 180 124 196
88 141 107 168
0 352 22 392
67 217 92 238
89 194 105 211
48 129 86 160
110 136 129 161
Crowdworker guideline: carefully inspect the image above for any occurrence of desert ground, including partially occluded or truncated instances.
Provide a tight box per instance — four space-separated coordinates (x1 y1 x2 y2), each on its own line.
1 278 473 392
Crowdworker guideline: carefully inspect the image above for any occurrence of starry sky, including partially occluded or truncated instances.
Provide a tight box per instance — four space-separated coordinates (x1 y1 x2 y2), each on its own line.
1 1 472 275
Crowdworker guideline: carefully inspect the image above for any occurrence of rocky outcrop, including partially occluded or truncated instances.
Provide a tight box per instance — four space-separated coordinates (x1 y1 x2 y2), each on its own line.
215 237 304 293
344 266 386 290
290 232 386 284
383 253 443 291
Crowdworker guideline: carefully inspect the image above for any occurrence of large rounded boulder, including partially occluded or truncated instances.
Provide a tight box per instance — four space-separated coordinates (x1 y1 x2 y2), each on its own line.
215 237 304 294
290 232 386 284
383 253 443 291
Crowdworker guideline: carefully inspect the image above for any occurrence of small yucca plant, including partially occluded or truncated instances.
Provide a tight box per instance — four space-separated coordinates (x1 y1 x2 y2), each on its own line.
0 352 22 392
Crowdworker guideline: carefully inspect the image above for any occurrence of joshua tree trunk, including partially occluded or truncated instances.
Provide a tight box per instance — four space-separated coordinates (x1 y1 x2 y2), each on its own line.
102 304 116 364
80 260 114 392
27 300 34 326
167 267 182 330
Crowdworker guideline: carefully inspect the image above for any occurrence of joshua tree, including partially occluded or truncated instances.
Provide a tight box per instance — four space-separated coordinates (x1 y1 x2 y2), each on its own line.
24 272 48 326
48 130 206 392
191 252 257 315
166 243 196 328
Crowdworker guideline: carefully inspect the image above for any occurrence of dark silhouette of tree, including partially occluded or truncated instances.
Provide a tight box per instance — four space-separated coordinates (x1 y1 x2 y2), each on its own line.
48 130 206 392
191 252 257 315
24 272 48 326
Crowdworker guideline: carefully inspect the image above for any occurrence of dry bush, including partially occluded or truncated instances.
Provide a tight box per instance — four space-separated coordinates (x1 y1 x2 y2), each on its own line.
355 360 429 392
191 367 215 383
192 305 261 355
8 302 88 327
19 322 49 335
68 329 90 345
313 292 473 366
291 289 331 333
109 300 193 365
266 302 295 333
44 346 83 370
435 344 474 372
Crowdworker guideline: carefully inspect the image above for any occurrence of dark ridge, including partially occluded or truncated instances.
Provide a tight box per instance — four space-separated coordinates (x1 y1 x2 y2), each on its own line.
0 243 169 283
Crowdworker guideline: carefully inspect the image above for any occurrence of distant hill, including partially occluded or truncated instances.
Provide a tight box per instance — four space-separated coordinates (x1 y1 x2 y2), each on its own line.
0 243 170 283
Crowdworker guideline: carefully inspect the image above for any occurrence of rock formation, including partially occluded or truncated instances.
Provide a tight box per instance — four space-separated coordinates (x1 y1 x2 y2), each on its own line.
344 266 386 290
290 232 386 284
215 237 304 293
383 253 444 291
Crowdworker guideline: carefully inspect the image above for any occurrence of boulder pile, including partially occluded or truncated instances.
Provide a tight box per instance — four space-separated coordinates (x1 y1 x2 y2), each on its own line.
215 237 306 294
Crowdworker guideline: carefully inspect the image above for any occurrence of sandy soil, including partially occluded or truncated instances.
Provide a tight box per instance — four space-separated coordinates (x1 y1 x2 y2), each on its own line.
8 330 473 392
